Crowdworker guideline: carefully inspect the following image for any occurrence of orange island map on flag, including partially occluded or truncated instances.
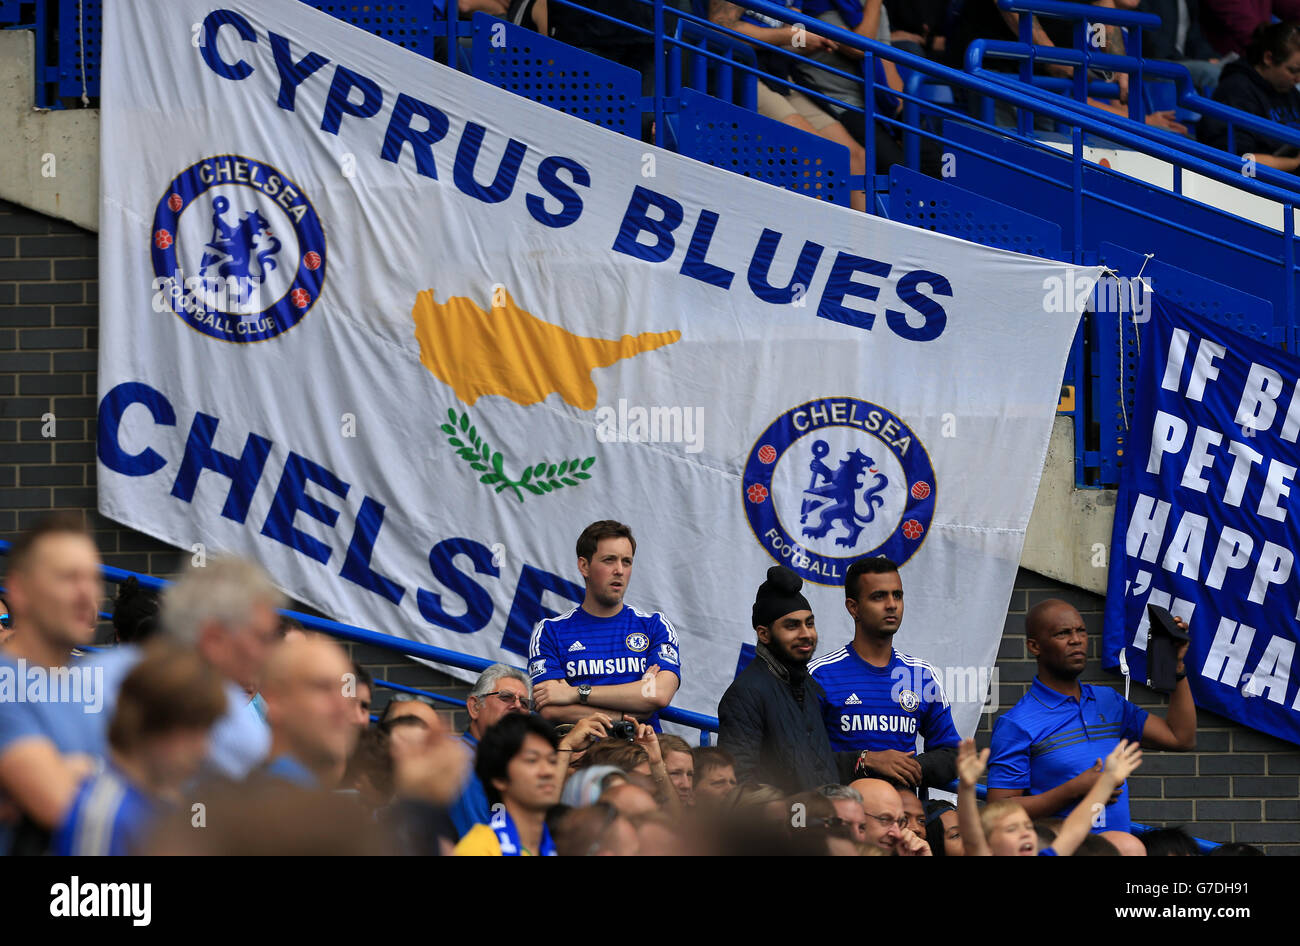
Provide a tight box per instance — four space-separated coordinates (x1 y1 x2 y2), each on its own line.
411 287 681 409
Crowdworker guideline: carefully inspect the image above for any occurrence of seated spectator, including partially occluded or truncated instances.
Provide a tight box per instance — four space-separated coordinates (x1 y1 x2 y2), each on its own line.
657 733 696 806
1034 818 1061 851
560 764 628 807
1075 833 1122 854
148 557 285 781
791 1 947 175
600 780 660 819
448 663 532 837
1139 825 1202 855
1137 0 1224 92
1102 831 1147 855
635 810 690 855
144 779 390 856
709 2 871 210
816 783 870 843
385 710 472 856
1197 23 1300 170
348 662 372 733
884 0 948 56
898 787 929 850
341 725 395 813
454 714 563 855
1201 0 1300 57
252 636 358 789
52 643 226 855
379 692 442 728
0 514 109 855
577 737 651 775
731 782 789 822
110 576 161 645
959 737 1144 855
1208 841 1266 855
926 800 963 856
848 777 929 854
787 789 861 854
552 801 641 855
692 746 739 806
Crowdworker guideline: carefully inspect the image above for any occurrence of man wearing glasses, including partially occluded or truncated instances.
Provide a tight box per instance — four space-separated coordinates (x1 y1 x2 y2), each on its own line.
848 777 931 855
448 664 532 838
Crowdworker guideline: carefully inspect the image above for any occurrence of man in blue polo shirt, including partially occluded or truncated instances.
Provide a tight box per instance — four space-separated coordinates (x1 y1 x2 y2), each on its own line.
810 556 959 789
529 520 681 729
986 598 1198 833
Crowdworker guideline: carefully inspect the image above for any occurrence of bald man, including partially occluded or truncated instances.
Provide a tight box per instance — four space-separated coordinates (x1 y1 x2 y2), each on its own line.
849 777 930 855
985 599 1197 834
600 781 659 820
255 637 359 789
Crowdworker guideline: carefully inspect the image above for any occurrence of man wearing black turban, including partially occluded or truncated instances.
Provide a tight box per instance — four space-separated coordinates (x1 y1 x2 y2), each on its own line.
718 566 863 795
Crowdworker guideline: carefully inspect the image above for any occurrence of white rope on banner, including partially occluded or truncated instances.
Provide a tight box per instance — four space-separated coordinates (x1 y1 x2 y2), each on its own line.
78 0 89 106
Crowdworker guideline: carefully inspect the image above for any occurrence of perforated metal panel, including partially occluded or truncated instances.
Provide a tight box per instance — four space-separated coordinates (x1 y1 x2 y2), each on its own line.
55 0 101 101
888 165 1064 259
676 88 850 206
304 1 436 58
470 12 642 138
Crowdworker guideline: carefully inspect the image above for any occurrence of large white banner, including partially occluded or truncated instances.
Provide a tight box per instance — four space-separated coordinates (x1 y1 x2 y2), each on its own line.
98 0 1097 735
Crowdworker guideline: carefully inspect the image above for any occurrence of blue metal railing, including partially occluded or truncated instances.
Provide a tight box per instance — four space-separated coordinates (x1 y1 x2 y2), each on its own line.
0 538 719 743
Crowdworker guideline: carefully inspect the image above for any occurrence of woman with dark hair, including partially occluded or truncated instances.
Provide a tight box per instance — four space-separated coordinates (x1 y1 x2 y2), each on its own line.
1197 22 1300 171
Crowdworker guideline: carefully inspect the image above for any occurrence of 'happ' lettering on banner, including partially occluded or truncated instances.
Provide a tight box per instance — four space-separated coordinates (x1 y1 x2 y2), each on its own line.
1104 298 1300 745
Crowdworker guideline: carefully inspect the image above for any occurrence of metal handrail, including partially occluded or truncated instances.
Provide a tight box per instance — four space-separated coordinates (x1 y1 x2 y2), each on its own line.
0 538 719 737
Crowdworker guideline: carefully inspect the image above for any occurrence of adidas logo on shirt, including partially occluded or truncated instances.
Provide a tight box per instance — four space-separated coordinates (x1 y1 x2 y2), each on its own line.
845 693 862 705
568 641 586 652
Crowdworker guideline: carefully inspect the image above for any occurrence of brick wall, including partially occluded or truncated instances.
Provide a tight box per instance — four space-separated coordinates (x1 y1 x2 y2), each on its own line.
3 197 1298 851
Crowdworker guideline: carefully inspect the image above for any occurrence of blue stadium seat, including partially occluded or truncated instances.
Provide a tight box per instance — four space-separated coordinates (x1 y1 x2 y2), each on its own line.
676 88 852 205
470 12 643 139
888 164 1065 259
302 1 436 60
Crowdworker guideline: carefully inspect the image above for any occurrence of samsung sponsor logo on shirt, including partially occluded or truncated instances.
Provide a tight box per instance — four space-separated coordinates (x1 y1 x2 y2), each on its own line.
840 714 919 734
566 657 649 678
50 876 151 926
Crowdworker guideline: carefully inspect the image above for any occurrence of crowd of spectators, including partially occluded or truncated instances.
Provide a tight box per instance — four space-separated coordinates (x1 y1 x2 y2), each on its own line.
436 1 1300 184
0 512 1276 856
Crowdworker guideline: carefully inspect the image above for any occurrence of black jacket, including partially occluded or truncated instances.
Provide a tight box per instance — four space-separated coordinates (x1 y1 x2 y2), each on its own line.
718 643 857 794
1138 0 1218 61
1198 60 1300 155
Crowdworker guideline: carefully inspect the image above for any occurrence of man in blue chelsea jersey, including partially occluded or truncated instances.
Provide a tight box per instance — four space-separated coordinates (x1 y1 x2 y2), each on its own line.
809 556 959 790
528 520 681 729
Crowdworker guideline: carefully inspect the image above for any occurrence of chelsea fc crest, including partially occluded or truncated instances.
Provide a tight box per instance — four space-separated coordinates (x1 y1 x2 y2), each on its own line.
626 633 650 653
743 397 936 585
897 689 921 712
150 155 326 343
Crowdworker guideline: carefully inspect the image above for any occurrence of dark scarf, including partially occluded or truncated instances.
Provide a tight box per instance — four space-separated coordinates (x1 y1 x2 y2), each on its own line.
755 641 811 704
